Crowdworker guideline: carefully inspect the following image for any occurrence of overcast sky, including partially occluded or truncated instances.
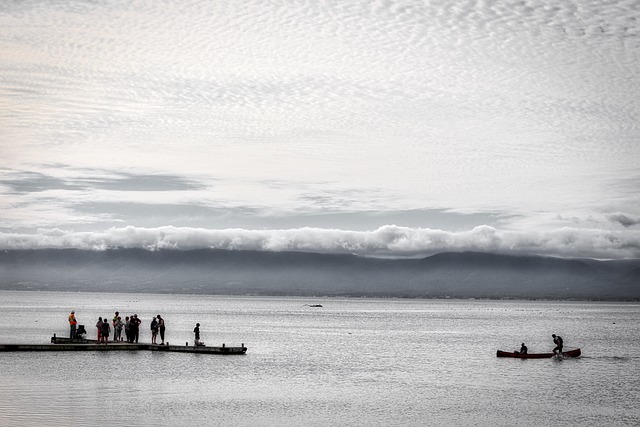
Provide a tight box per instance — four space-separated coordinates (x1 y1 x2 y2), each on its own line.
1 0 639 259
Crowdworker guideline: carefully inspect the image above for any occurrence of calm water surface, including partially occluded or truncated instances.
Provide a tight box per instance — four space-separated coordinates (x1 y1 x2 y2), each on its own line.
0 291 639 426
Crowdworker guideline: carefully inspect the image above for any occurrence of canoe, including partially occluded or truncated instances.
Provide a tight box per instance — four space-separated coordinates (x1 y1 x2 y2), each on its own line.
496 348 581 359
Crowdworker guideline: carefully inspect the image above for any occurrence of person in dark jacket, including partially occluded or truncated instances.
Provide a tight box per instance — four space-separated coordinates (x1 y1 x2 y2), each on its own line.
100 318 110 344
552 334 563 354
518 343 527 354
157 315 166 345
131 314 141 343
193 323 205 347
194 323 200 341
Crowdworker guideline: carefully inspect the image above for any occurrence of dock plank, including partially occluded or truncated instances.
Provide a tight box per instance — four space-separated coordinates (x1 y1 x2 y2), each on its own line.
0 338 247 355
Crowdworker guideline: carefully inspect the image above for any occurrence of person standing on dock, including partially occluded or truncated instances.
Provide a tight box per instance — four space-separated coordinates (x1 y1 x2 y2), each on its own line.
96 317 103 341
150 316 158 344
68 311 77 339
112 311 119 341
114 316 123 342
100 318 110 344
131 314 141 343
124 316 131 342
157 315 166 345
193 323 200 345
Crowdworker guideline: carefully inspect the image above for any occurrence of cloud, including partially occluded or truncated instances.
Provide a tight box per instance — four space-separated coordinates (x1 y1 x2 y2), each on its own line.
1 1 639 257
0 169 205 193
608 213 640 228
1 225 638 260
0 171 87 193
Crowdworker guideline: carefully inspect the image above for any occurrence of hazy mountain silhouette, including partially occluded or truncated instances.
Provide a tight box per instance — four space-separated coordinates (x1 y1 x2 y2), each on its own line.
1 249 639 300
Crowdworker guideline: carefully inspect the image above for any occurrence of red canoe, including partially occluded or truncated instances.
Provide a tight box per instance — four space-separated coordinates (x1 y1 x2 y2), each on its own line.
496 348 581 359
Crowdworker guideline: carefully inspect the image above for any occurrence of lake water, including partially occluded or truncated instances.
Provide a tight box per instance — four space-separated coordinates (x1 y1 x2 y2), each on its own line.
0 291 639 426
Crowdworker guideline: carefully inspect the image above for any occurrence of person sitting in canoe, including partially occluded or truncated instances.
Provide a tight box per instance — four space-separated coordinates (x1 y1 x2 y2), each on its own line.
514 343 527 354
552 334 563 354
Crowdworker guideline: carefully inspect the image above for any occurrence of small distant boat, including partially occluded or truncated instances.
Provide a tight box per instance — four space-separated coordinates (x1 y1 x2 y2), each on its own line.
496 348 581 358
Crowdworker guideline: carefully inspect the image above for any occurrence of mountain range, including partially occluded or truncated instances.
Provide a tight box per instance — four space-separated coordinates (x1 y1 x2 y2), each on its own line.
1 249 639 300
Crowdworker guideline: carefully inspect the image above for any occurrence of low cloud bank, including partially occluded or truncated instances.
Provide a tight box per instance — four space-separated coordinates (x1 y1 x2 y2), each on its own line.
608 213 640 228
1 225 639 260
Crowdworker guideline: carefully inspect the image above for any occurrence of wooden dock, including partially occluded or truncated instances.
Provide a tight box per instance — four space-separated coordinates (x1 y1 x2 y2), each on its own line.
0 335 247 355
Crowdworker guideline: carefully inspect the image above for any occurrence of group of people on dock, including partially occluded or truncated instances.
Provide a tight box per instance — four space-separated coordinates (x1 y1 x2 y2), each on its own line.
97 312 166 345
69 311 166 345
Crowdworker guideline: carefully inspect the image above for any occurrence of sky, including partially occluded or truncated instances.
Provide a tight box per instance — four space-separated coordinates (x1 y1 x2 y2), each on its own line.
1 0 639 259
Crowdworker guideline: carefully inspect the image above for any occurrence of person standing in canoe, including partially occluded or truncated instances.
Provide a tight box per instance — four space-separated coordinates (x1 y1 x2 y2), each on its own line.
552 334 563 354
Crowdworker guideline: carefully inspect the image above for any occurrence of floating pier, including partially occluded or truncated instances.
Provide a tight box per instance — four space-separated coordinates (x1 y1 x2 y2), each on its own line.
0 334 247 355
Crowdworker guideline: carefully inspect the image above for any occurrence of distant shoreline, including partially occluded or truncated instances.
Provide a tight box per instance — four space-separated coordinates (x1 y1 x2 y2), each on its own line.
1 288 638 303
2 249 639 301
